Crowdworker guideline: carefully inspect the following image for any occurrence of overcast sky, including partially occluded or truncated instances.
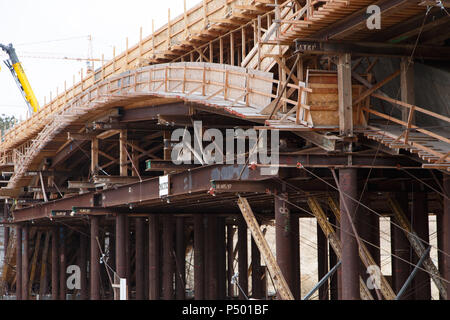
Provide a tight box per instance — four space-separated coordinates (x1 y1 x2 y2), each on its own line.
0 0 199 119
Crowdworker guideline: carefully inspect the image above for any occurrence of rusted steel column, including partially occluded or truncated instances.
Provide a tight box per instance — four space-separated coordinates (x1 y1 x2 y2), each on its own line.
443 175 450 299
144 220 149 300
149 215 160 300
226 224 234 299
116 213 127 282
135 217 145 300
175 217 186 300
251 237 263 299
16 225 22 300
162 216 175 300
412 191 431 300
317 222 329 300
124 215 131 297
291 215 300 299
206 216 218 299
80 232 88 300
437 210 444 300
59 227 66 300
237 216 248 299
51 227 59 300
329 215 339 300
22 225 29 300
90 216 100 300
391 192 412 299
194 215 205 300
358 193 380 299
275 192 295 298
4 204 9 262
339 168 359 300
217 218 226 299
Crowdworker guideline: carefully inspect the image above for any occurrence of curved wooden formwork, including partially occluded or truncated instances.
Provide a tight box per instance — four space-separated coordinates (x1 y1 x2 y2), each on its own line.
3 62 281 190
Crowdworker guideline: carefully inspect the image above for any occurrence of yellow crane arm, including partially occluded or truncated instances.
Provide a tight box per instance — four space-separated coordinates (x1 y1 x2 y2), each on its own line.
1 43 40 113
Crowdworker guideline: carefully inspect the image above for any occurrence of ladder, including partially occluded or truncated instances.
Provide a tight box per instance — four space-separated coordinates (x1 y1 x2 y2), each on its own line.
387 196 447 299
307 197 374 300
324 196 396 300
237 196 294 300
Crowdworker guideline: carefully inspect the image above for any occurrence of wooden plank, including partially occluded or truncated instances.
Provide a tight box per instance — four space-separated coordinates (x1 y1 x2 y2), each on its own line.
337 53 353 136
237 196 294 300
28 231 43 296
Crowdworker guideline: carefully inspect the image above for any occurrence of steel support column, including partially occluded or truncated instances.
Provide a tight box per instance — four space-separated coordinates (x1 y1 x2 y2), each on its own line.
275 192 295 298
116 213 127 282
412 191 431 300
391 192 412 299
443 175 450 299
16 225 22 300
22 225 28 300
162 216 174 300
217 218 226 299
175 217 186 300
194 215 205 300
90 216 100 300
149 215 160 300
80 232 88 300
206 216 218 299
251 237 263 299
317 222 329 300
135 217 145 300
227 224 234 299
59 227 66 300
339 168 359 300
51 227 58 300
291 215 300 300
237 216 248 299
329 215 339 300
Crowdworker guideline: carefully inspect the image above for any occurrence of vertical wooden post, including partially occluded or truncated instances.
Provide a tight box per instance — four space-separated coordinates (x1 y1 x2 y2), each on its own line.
219 37 224 64
135 217 145 300
241 27 246 62
338 53 353 137
400 57 414 123
230 32 235 66
120 130 128 176
91 137 98 176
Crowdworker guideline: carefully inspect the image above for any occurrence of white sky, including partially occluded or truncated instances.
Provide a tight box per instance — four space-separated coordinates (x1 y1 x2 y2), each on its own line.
0 0 199 120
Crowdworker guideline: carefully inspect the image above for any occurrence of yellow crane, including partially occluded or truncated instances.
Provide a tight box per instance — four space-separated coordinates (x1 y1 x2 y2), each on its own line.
1 43 40 113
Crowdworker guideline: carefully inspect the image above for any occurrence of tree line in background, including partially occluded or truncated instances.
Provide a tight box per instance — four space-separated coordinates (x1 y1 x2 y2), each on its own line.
0 114 17 134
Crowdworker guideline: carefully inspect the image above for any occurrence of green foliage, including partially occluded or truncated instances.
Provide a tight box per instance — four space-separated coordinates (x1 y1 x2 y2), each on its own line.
0 114 17 133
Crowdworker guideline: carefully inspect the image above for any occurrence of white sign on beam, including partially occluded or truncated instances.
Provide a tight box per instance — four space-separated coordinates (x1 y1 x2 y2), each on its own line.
159 175 169 198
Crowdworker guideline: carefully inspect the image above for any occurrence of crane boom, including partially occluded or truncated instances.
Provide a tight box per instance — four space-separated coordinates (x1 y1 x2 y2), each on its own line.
1 43 40 113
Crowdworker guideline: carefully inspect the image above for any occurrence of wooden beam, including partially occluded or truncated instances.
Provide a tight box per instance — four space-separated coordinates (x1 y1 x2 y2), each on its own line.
400 57 414 122
337 53 353 136
120 130 128 177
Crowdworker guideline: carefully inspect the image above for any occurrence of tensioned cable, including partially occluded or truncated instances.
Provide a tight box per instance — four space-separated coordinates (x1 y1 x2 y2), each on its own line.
273 193 450 285
296 165 450 261
353 5 433 249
